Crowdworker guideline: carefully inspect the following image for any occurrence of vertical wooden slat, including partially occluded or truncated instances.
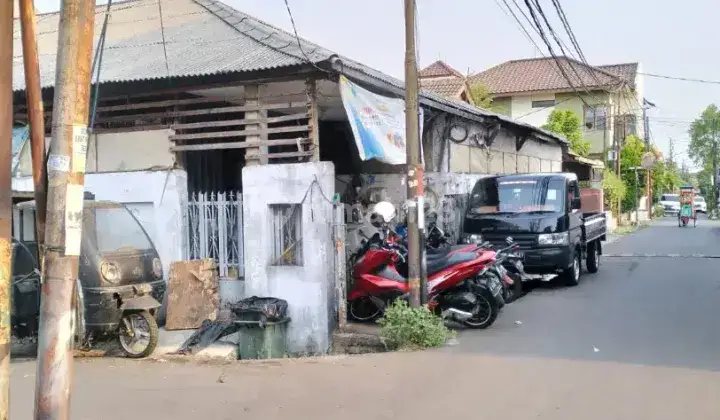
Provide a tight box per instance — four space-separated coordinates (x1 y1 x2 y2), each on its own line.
306 78 320 161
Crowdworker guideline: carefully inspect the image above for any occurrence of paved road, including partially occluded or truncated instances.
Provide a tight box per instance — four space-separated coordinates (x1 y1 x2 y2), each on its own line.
445 216 720 371
8 218 720 419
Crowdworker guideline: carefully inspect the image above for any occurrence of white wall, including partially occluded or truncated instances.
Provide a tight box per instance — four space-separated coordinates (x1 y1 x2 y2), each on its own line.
511 93 556 127
14 129 175 176
243 162 336 355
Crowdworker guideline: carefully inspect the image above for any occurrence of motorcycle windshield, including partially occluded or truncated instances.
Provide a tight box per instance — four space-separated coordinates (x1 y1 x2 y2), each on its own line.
84 204 156 255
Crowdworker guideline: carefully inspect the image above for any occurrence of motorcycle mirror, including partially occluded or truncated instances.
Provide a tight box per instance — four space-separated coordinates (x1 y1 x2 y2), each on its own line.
360 239 367 246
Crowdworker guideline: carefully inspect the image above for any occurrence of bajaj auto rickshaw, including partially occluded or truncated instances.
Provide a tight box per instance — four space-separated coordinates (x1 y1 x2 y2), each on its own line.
13 195 166 358
678 186 697 227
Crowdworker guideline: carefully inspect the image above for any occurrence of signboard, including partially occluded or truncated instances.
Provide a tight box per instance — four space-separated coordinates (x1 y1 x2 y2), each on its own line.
641 152 657 169
339 75 423 165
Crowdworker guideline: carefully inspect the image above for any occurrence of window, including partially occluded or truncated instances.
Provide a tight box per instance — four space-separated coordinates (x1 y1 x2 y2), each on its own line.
12 241 38 278
469 177 566 214
584 106 608 131
531 100 556 108
568 180 580 210
270 204 303 266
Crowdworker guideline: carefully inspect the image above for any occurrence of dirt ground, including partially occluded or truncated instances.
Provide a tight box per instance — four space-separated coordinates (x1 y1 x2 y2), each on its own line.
9 351 720 419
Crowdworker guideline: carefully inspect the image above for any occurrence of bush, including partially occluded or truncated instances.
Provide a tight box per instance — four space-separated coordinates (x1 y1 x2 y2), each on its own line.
652 203 665 219
601 169 626 212
377 300 455 350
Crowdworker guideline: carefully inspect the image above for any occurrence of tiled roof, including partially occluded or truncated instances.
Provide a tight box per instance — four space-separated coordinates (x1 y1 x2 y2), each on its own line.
420 77 467 98
597 63 638 88
419 60 464 78
11 0 336 91
470 57 627 95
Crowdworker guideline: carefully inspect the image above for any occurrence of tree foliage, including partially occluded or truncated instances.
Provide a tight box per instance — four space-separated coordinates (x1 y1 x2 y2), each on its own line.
619 135 646 211
601 169 626 212
543 109 591 157
688 104 720 168
468 82 494 110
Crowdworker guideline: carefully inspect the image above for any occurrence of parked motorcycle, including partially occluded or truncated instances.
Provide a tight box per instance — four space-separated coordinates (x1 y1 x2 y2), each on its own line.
347 202 502 329
480 238 527 304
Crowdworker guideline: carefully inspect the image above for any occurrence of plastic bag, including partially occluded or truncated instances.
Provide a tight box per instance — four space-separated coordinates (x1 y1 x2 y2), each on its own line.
230 296 288 322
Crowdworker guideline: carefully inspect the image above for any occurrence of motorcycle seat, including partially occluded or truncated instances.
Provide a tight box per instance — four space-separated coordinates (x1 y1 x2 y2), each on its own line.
426 245 473 259
426 252 477 276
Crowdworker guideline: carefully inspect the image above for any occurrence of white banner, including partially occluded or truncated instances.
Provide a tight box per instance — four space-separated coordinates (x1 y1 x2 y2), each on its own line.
339 75 423 165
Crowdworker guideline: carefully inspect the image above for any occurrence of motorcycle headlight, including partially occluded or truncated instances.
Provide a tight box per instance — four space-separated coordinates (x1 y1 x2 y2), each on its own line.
152 258 163 279
460 233 483 244
100 261 120 284
537 232 569 246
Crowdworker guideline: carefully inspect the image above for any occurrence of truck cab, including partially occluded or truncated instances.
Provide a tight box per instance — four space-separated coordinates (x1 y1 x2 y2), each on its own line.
460 173 606 286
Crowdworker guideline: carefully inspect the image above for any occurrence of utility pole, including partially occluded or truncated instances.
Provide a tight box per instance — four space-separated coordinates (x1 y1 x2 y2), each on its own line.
643 106 651 218
404 0 424 307
0 2 14 419
34 1 95 419
20 0 48 254
713 118 718 213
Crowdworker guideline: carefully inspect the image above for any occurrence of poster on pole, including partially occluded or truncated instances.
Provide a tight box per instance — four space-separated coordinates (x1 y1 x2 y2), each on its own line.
339 75 424 165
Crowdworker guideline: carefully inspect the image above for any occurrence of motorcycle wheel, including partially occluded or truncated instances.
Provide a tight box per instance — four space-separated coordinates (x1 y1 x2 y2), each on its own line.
348 297 382 322
118 310 159 359
462 287 499 329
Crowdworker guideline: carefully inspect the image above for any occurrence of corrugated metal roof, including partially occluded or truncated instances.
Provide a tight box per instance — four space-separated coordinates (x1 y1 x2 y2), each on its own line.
11 0 567 146
11 0 334 91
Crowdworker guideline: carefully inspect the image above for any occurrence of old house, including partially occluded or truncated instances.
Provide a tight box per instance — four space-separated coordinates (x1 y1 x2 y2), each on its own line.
11 0 567 354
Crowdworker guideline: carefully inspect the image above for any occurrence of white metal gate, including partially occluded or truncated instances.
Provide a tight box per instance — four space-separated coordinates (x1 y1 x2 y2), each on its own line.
182 192 244 279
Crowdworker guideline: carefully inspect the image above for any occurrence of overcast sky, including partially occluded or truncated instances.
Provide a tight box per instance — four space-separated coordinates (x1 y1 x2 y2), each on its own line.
34 0 720 170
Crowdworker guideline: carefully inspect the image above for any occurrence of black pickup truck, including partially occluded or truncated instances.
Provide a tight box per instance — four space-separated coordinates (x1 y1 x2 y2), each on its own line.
460 173 607 286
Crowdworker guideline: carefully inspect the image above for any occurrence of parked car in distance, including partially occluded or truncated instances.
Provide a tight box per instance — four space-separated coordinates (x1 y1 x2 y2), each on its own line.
694 195 707 213
659 193 680 216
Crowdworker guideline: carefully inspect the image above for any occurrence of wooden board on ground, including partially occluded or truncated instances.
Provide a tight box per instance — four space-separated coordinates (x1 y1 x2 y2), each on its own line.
165 259 220 331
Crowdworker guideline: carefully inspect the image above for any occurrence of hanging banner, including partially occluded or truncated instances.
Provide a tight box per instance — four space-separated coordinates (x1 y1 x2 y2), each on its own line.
339 75 423 165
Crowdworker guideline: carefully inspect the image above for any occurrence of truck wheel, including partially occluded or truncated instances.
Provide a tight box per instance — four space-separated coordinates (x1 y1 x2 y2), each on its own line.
586 241 600 273
563 251 581 286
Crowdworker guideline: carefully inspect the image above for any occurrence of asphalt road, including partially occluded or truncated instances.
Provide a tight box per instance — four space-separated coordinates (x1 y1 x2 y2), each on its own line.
444 216 720 371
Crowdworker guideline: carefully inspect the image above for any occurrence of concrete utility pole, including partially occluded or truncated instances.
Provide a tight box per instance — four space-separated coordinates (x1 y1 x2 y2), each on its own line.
20 0 48 254
403 0 425 307
34 1 95 419
0 2 14 419
713 119 718 212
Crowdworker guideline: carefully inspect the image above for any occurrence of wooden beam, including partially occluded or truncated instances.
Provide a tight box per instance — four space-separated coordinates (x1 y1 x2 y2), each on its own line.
171 113 308 130
170 137 311 152
170 125 309 141
306 78 320 161
261 150 315 159
515 135 528 152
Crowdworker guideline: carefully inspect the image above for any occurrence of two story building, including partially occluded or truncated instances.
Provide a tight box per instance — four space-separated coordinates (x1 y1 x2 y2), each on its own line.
421 57 647 160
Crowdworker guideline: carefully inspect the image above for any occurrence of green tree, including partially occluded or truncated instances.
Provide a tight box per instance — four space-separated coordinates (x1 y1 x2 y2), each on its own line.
468 81 507 114
620 135 646 212
542 109 591 157
688 104 720 168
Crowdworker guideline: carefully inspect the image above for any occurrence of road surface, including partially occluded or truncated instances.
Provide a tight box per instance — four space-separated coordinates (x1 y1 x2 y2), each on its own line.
9 218 720 419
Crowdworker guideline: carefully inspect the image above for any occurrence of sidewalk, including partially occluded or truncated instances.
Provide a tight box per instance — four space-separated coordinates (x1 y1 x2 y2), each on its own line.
10 351 720 419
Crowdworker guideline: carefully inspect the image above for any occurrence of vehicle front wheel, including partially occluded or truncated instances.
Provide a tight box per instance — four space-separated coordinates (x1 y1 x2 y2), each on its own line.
118 310 159 359
462 287 499 329
563 251 581 286
586 241 600 273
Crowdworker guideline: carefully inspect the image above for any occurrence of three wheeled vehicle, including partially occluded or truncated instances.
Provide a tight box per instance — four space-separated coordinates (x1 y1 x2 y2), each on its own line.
678 185 697 227
12 194 166 358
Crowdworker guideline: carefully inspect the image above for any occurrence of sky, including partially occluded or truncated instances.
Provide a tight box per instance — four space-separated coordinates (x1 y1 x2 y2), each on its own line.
34 0 720 170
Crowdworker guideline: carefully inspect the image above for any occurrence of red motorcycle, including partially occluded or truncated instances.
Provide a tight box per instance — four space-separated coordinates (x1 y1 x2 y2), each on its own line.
347 232 502 329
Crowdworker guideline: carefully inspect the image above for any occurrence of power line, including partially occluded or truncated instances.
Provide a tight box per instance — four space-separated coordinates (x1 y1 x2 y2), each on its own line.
640 72 720 85
495 0 543 55
157 0 170 78
282 0 330 74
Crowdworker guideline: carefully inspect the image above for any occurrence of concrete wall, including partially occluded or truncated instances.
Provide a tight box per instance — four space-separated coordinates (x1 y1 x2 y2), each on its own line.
242 162 336 355
14 129 175 176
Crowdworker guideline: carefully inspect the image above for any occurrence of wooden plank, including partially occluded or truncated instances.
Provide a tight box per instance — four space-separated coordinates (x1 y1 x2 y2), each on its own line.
171 113 308 130
306 78 320 161
14 101 308 122
97 96 226 112
90 124 170 134
170 125 309 141
165 259 220 331
263 150 315 159
170 137 311 152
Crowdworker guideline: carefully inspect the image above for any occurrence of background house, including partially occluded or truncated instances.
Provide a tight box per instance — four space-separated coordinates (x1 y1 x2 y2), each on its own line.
420 57 646 159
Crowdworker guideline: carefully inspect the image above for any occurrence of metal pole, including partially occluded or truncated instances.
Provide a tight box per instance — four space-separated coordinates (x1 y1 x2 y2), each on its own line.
20 0 48 255
713 119 718 214
0 2 14 419
34 1 95 418
404 0 424 307
643 110 652 218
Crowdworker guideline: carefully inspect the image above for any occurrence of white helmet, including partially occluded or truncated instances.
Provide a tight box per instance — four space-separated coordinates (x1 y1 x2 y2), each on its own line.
370 201 396 227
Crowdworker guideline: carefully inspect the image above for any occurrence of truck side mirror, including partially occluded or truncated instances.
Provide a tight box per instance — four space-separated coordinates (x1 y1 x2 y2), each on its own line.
571 197 582 210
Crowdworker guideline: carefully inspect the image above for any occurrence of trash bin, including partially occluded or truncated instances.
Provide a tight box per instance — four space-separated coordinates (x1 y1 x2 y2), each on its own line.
235 318 291 360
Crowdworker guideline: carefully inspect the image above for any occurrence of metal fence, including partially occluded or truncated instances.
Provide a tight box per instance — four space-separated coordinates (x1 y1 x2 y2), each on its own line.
182 192 244 279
